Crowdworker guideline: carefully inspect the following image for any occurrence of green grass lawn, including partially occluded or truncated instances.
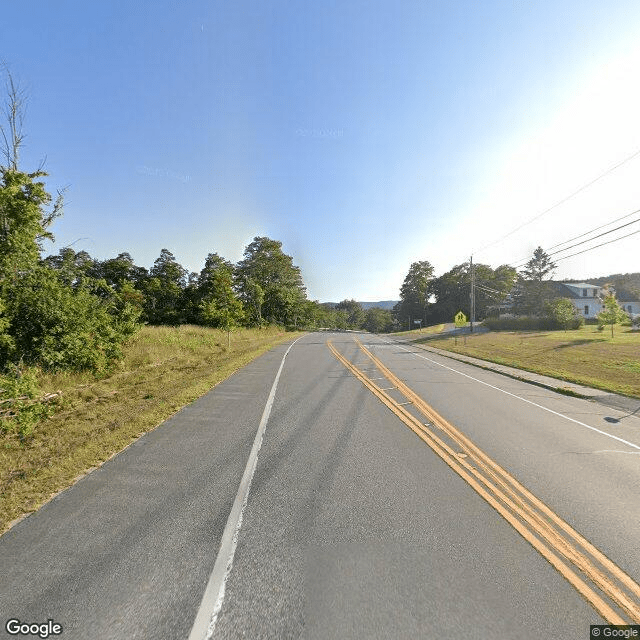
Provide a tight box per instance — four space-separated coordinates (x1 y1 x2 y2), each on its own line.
424 325 640 398
391 323 445 337
0 325 301 533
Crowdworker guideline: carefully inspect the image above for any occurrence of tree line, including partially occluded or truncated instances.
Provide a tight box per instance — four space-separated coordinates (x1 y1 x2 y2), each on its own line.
393 247 636 332
0 70 329 378
3 67 634 385
37 239 367 335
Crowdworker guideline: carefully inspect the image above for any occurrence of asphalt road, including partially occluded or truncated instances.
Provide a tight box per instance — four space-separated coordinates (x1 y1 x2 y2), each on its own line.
1 331 640 639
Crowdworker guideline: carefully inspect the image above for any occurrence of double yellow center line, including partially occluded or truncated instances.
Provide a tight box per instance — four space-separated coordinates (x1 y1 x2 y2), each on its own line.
327 337 640 624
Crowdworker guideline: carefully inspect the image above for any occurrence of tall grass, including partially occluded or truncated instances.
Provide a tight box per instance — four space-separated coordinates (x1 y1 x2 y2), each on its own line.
0 324 299 533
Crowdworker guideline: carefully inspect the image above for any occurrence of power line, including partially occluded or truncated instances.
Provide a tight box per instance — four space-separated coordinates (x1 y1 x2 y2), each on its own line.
475 284 506 299
474 145 640 256
547 207 640 251
512 216 640 268
508 206 640 269
546 217 640 258
553 228 640 263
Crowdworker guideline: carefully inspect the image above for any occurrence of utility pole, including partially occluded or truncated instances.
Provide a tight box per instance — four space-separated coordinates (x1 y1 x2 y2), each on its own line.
470 254 475 333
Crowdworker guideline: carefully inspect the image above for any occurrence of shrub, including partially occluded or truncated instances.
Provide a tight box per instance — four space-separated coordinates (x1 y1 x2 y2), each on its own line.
3 267 140 374
482 315 583 331
0 365 53 438
544 298 582 331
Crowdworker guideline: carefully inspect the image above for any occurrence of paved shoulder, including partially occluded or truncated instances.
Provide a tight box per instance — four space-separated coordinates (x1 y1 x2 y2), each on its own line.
0 337 299 640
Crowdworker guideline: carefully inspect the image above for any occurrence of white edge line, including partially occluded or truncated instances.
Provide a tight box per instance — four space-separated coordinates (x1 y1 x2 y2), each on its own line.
373 336 640 453
188 334 305 640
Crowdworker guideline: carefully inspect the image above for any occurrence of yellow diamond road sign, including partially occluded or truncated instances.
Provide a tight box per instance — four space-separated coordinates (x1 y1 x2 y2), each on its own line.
454 311 467 327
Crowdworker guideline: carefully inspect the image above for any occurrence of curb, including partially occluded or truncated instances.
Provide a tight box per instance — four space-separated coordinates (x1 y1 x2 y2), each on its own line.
384 334 640 414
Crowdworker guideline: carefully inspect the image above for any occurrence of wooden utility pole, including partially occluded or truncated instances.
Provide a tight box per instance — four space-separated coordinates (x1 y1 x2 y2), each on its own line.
470 255 475 333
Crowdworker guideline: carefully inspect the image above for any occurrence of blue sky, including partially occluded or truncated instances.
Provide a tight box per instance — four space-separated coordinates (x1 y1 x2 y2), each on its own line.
3 1 640 301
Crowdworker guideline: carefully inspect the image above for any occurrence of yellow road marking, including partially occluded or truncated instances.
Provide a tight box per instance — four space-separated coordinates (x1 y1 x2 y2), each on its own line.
355 339 640 608
327 338 640 625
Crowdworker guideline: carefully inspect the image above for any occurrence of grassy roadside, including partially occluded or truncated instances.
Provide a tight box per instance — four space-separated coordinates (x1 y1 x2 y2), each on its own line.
391 323 445 337
422 325 640 398
0 325 302 533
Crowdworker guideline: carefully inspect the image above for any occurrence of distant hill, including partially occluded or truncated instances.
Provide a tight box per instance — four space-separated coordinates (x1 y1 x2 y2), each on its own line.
359 300 398 310
321 300 399 310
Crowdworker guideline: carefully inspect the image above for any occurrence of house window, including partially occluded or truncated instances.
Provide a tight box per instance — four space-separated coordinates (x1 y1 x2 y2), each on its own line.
584 305 589 315
582 288 587 297
628 305 633 313
593 289 598 296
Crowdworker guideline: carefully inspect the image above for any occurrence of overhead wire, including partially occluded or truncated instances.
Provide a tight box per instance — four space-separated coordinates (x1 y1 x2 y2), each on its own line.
506 206 640 270
553 228 640 263
547 217 640 257
473 145 640 257
475 284 506 300
547 207 640 251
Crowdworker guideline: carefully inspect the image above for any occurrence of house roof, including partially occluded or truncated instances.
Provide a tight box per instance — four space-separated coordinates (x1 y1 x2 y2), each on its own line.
617 290 640 302
561 282 600 290
552 281 639 302
550 282 588 298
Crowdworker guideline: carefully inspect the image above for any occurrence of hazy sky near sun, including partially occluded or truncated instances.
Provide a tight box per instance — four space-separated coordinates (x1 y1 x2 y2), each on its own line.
3 1 640 301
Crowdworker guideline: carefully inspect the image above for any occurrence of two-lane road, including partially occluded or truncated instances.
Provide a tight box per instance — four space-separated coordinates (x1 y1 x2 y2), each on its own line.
2 332 639 639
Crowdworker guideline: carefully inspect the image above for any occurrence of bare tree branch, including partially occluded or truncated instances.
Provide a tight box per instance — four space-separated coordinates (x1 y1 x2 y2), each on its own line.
0 63 27 171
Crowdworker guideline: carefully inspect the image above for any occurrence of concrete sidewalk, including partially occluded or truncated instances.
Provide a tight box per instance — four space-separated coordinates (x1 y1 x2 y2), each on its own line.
388 333 640 416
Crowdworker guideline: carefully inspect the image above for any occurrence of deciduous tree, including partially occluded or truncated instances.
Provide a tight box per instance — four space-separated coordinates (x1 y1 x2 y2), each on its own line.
544 298 581 331
396 261 434 328
199 268 245 347
363 307 393 333
335 299 365 329
597 292 627 338
236 237 306 325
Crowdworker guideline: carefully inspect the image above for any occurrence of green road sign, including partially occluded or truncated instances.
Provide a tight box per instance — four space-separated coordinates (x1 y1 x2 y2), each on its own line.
454 311 467 327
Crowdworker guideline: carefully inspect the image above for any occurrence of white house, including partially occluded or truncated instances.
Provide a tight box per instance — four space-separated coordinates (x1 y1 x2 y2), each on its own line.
553 282 640 319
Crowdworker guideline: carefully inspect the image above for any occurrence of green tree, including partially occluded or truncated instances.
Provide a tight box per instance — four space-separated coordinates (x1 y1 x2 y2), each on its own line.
597 292 627 338
421 262 517 324
521 246 556 281
236 237 306 325
335 299 365 329
333 309 348 330
198 253 233 289
0 163 63 290
0 68 140 374
513 247 557 316
396 261 434 328
0 297 14 363
240 278 265 326
5 267 139 372
0 71 63 289
89 252 149 291
117 280 145 314
43 248 94 287
545 298 581 331
363 307 393 333
428 263 470 323
143 249 187 324
199 270 245 347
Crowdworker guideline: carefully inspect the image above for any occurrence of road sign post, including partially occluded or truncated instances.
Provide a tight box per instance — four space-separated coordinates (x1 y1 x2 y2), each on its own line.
454 311 467 328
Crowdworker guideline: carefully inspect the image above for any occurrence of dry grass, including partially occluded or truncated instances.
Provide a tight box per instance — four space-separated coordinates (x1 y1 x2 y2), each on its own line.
0 325 301 533
425 325 640 397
